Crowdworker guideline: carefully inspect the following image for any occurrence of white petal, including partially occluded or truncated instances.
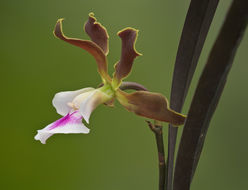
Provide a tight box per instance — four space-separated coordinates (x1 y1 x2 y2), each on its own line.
78 89 112 123
34 133 53 145
34 111 89 144
52 87 95 116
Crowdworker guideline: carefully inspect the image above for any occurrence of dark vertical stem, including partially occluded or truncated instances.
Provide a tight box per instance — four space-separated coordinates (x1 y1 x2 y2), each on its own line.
167 1 219 189
174 0 248 189
147 121 166 190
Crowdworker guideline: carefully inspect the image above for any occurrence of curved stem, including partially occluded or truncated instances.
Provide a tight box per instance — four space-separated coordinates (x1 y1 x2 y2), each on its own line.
97 81 148 91
120 81 166 190
120 81 148 91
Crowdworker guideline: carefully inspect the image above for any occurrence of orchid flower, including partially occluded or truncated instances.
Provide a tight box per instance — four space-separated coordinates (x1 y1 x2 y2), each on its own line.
35 13 186 144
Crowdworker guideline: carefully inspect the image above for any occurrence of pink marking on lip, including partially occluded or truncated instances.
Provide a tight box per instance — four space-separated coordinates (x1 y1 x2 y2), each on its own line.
48 111 82 130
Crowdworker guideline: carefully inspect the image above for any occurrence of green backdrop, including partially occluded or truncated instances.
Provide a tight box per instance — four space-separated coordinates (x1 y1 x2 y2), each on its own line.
1 0 248 189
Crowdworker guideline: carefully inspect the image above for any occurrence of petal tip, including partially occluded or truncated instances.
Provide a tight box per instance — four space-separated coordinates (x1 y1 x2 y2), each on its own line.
117 27 137 35
85 128 90 134
85 118 90 124
34 132 47 144
88 12 96 20
117 27 142 56
81 111 90 124
79 103 91 124
53 18 65 39
58 18 65 22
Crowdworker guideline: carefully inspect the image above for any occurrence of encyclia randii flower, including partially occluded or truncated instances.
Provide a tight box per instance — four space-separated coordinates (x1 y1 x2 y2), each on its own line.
35 13 186 144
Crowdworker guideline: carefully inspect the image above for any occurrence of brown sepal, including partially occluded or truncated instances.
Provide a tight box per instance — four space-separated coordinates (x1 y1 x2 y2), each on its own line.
116 89 186 126
84 13 109 55
113 28 141 85
54 19 111 82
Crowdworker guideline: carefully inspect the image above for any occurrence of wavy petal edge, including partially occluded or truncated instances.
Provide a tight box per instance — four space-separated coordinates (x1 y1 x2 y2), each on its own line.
116 89 186 126
53 18 111 83
112 27 142 89
34 111 90 144
84 12 109 55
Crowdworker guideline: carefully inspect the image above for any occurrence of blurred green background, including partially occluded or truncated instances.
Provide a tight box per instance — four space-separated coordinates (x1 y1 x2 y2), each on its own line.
1 0 247 189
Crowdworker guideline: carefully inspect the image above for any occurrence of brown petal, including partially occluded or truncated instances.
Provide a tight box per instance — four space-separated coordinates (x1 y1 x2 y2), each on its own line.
54 19 111 83
112 28 142 88
116 89 186 126
84 13 109 55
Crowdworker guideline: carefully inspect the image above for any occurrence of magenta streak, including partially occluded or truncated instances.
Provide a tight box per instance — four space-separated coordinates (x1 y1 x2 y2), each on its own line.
48 111 82 130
